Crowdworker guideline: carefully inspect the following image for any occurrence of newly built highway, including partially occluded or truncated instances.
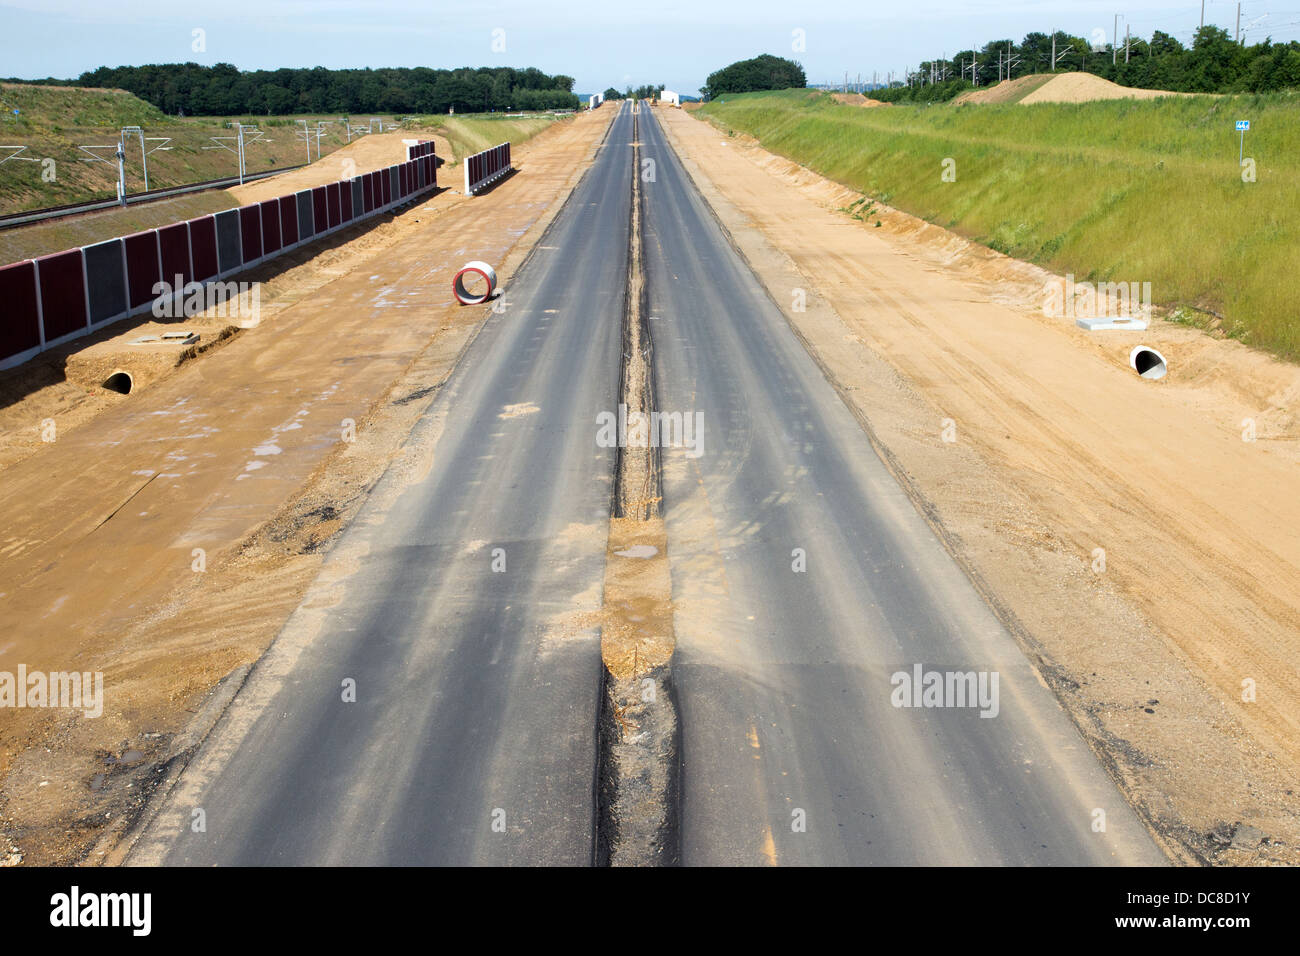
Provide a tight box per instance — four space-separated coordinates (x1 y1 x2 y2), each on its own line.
131 100 1165 866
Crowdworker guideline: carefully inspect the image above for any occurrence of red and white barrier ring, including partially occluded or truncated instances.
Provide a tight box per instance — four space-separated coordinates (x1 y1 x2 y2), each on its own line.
452 260 498 305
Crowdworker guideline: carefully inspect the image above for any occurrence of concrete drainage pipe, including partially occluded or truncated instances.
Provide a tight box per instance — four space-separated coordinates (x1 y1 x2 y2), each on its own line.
103 370 133 394
1130 346 1168 380
452 261 498 305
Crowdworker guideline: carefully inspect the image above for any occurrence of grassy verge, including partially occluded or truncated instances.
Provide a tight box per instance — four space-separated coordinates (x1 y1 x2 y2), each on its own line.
407 113 559 162
698 88 1300 361
0 84 405 214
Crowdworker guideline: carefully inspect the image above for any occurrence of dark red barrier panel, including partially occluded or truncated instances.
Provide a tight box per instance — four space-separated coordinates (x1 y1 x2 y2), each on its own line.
340 182 355 223
399 164 407 198
382 169 392 206
158 222 191 286
260 199 282 256
239 205 262 262
124 230 161 309
36 250 87 341
326 182 341 228
279 196 299 247
189 216 219 281
0 260 41 362
363 174 374 212
312 186 329 232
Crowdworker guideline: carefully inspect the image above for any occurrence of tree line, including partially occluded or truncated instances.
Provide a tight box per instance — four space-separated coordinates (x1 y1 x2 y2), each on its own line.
601 84 666 101
9 63 580 116
874 26 1300 102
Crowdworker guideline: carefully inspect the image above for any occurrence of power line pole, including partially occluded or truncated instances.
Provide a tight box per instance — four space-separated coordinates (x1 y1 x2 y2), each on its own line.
1236 2 1242 42
1125 24 1131 63
1200 0 1205 31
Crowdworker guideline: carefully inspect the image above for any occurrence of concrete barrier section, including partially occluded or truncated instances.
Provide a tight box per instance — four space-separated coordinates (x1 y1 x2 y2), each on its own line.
215 209 242 275
295 190 314 242
0 146 435 369
464 142 512 195
83 238 128 325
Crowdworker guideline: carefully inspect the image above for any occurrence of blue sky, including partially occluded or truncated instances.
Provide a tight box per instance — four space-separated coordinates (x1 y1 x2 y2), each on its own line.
3 1 1298 94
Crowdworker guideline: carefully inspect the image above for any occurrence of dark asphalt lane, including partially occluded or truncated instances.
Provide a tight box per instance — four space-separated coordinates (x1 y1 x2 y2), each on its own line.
636 105 1165 866
134 102 634 866
134 99 1166 868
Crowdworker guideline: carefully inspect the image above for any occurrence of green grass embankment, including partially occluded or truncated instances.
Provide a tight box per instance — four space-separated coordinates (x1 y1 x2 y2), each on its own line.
700 88 1300 360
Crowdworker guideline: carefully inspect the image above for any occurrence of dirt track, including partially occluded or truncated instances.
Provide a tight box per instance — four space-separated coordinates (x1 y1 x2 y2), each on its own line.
660 106 1300 864
0 107 612 865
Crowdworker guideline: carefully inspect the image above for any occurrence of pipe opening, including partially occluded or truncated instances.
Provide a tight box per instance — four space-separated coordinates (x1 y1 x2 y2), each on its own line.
103 371 133 394
452 260 498 305
1129 346 1167 381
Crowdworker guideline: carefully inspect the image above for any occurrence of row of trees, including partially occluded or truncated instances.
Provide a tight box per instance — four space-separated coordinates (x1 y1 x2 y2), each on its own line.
702 54 806 99
33 63 580 116
875 26 1300 102
601 84 666 101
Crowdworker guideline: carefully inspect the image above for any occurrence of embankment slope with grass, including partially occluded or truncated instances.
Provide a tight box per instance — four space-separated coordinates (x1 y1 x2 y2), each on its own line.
699 88 1299 360
0 84 396 214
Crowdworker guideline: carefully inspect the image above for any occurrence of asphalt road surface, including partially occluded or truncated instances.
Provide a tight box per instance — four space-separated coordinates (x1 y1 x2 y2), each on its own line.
134 100 1165 866
134 101 633 865
637 105 1165 865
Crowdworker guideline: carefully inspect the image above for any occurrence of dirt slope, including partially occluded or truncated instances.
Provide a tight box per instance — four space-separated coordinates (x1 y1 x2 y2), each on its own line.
831 92 889 108
953 74 1054 104
956 72 1196 106
1022 72 1198 104
227 131 433 204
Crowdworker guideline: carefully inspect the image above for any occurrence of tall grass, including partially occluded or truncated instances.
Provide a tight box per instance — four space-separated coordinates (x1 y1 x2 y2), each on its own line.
700 89 1300 361
414 115 558 162
0 83 171 130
